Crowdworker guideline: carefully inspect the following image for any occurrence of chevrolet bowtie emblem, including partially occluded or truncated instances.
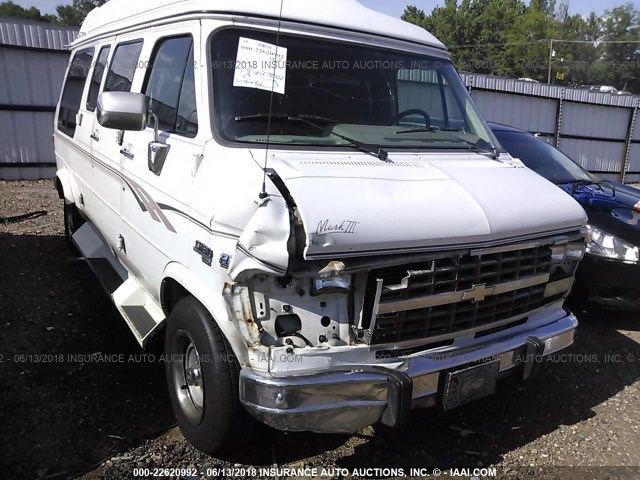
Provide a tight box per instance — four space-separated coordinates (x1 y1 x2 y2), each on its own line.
462 283 496 303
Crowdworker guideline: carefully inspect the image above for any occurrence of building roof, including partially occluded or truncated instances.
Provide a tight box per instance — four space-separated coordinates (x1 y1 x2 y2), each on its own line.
78 0 445 50
0 17 78 50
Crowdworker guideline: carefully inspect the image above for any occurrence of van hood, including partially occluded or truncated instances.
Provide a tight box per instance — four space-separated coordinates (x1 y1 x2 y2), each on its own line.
266 151 587 259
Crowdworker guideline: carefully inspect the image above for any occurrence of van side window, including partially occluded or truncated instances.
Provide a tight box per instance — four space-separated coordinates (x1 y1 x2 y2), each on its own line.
86 45 111 112
104 40 143 93
143 36 198 137
58 48 94 137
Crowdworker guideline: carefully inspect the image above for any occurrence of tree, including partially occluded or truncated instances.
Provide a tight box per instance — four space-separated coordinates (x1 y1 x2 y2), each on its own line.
599 4 640 92
401 5 427 25
551 5 600 86
56 0 106 26
503 3 556 80
0 1 57 23
401 0 640 92
402 0 527 76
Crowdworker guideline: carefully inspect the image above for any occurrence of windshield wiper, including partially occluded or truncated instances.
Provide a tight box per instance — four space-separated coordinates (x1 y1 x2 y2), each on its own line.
396 126 462 133
234 114 389 161
394 126 501 159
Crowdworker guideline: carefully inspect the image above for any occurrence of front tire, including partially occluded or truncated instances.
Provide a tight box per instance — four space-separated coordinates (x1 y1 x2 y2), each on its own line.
165 296 253 455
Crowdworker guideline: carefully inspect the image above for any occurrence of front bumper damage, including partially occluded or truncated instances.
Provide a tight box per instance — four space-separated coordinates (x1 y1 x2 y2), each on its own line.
239 312 577 433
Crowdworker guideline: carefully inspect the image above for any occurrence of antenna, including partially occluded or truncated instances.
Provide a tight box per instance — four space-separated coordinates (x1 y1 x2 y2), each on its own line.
260 0 285 199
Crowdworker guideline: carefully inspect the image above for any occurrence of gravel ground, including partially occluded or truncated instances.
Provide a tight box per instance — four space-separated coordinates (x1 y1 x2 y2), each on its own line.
1 180 640 480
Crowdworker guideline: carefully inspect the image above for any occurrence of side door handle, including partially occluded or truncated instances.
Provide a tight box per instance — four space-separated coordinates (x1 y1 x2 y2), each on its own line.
120 148 134 160
90 131 100 142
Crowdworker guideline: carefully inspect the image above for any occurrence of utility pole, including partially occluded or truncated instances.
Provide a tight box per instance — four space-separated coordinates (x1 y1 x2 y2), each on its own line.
547 39 554 84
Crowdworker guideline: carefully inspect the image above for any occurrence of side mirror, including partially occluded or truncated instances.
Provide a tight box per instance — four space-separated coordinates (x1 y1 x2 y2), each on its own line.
97 92 147 131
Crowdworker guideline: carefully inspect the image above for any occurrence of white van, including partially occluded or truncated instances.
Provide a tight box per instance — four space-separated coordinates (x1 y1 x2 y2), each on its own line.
54 0 588 454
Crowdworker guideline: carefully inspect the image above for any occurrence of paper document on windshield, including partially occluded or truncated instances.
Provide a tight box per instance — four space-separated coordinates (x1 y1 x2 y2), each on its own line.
233 37 288 95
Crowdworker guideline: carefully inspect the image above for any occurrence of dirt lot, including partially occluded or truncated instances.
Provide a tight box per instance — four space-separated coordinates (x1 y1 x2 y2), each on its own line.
1 180 640 480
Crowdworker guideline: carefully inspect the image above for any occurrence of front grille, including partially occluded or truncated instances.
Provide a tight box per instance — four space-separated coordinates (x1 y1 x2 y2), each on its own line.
364 245 555 345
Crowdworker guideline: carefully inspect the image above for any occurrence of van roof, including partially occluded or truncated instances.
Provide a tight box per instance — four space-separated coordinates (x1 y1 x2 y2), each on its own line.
77 0 445 51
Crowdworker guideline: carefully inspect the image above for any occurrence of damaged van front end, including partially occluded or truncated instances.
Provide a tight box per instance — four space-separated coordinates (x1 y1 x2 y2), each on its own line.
194 13 589 435
219 152 586 433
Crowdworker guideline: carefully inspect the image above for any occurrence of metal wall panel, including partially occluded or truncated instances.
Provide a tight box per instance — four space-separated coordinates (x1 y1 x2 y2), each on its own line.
625 174 640 183
0 166 55 180
461 73 639 108
0 49 67 106
0 19 77 179
632 113 640 142
462 74 566 99
559 137 625 172
560 102 630 140
0 17 77 50
627 143 640 173
0 111 55 165
470 90 557 134
596 172 623 182
462 73 640 182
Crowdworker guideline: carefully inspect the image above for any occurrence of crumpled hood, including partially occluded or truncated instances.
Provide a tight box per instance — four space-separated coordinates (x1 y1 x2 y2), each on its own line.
267 152 587 259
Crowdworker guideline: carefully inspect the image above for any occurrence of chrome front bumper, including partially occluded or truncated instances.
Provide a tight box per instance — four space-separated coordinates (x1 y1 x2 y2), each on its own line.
239 313 577 433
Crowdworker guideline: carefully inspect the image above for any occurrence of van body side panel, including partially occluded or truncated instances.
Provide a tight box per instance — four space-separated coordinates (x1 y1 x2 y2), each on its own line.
117 22 203 299
55 47 95 213
89 36 144 256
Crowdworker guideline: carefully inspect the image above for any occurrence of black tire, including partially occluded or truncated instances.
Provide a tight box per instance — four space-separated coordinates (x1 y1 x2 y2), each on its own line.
165 296 254 455
63 201 84 253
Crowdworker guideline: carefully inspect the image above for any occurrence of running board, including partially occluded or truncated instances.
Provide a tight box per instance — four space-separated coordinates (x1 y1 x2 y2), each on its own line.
113 277 166 347
73 222 128 293
72 223 165 348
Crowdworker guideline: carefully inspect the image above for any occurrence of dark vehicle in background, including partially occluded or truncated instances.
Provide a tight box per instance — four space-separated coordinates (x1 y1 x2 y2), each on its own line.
490 123 640 310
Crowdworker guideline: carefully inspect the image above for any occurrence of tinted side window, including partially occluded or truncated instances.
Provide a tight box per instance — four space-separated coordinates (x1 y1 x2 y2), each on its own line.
86 45 111 112
58 48 94 137
143 36 197 137
104 41 143 93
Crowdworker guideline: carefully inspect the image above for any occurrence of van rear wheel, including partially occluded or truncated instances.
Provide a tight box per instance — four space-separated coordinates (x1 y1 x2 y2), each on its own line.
165 296 254 455
63 201 84 253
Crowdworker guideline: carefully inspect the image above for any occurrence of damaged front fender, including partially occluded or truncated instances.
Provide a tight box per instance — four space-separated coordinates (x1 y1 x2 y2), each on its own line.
223 283 261 348
228 194 292 282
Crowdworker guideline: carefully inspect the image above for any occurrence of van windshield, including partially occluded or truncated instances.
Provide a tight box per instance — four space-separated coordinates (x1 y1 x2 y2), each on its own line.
211 30 497 151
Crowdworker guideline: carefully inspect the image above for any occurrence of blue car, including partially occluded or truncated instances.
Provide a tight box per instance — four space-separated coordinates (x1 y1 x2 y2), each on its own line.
490 123 640 310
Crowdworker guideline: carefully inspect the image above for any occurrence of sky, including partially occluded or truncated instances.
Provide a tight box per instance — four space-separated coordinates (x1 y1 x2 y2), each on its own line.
11 0 639 18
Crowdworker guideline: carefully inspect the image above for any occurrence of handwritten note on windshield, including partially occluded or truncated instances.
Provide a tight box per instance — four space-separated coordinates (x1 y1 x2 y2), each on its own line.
233 37 288 95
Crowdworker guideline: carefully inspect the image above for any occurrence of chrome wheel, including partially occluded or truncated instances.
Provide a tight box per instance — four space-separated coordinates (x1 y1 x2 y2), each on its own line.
164 296 254 454
171 331 204 424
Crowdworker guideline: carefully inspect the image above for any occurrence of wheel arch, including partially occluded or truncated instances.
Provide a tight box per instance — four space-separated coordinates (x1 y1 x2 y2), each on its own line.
161 262 249 366
54 168 76 203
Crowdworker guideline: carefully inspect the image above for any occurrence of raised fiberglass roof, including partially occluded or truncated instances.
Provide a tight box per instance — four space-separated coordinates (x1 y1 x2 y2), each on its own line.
78 0 445 50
